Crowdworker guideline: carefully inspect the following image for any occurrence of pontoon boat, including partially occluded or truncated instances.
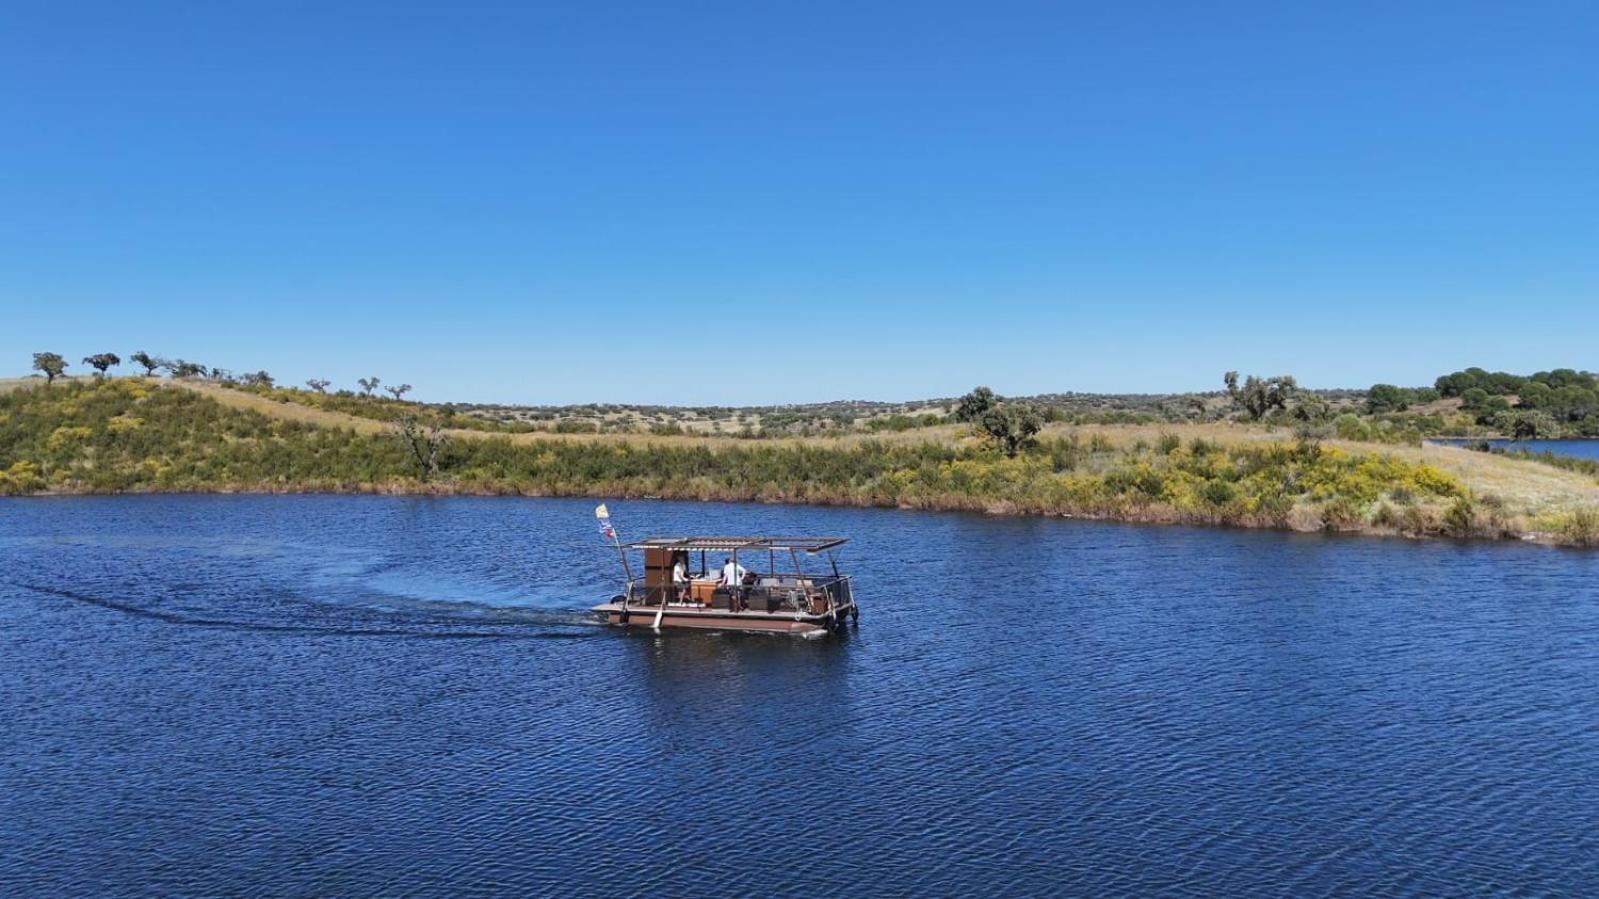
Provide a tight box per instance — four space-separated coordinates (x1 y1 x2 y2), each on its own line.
592 536 858 638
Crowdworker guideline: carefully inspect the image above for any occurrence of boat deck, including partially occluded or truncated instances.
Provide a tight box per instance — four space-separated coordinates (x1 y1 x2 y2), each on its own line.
590 601 845 638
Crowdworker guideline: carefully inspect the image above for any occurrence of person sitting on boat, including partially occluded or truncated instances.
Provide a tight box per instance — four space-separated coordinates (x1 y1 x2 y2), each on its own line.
719 556 749 610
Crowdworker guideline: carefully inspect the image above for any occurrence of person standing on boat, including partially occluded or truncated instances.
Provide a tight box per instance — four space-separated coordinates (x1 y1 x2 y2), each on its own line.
719 555 748 611
672 555 689 602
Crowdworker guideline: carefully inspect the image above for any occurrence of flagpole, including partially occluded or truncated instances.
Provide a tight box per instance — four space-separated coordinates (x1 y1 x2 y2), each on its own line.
611 528 633 585
596 504 633 594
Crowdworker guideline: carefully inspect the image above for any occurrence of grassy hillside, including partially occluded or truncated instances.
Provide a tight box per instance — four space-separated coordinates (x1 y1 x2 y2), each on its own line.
4 377 1598 546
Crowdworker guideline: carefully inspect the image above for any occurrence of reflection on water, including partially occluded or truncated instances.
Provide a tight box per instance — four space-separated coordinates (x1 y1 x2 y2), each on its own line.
3 495 1598 896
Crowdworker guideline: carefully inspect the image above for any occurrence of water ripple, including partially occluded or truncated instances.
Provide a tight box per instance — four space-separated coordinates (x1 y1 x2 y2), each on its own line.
2 495 1598 897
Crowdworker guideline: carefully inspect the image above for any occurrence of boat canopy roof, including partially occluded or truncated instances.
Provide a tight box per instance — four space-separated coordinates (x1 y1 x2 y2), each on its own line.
626 536 847 553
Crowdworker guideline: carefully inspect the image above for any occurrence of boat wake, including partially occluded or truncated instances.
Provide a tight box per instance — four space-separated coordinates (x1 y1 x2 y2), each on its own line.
7 581 602 640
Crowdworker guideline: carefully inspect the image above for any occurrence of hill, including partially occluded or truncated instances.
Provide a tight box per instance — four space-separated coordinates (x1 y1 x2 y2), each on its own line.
2 376 1597 547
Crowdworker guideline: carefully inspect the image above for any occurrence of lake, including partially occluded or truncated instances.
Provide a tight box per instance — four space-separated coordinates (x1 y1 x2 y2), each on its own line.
1429 437 1599 462
3 496 1598 896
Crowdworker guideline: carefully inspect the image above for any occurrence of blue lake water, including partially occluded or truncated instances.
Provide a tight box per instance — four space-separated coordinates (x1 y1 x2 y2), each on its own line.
1429 437 1599 462
3 495 1599 896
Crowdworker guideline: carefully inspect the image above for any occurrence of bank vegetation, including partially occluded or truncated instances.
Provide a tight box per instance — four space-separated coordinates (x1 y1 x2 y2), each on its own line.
3 379 1597 547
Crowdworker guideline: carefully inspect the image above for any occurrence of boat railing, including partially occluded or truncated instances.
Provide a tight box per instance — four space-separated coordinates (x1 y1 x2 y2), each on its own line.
622 574 852 616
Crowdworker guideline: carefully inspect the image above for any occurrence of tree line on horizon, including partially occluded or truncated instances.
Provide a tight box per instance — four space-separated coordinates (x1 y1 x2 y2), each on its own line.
1363 367 1599 438
27 350 413 400
23 350 1597 441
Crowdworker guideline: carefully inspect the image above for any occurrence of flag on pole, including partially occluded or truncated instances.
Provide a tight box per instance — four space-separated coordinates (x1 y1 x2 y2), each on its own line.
595 504 615 541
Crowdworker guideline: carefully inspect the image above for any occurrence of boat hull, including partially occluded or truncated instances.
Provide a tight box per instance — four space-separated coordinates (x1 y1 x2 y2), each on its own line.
590 602 845 638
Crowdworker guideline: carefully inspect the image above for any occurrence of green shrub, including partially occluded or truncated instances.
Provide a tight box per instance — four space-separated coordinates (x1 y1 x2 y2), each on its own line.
1333 413 1372 441
1558 508 1599 546
1200 479 1237 507
1372 503 1398 528
1321 496 1363 531
1400 505 1432 536
1444 496 1477 538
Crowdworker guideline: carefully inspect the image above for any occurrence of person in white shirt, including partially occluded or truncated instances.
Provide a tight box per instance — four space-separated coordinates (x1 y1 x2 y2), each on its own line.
719 556 749 610
672 557 689 601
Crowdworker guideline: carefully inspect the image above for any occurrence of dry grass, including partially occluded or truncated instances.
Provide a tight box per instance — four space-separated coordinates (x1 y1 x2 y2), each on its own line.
0 376 77 394
1356 440 1599 517
170 380 392 435
1041 420 1276 448
165 379 971 448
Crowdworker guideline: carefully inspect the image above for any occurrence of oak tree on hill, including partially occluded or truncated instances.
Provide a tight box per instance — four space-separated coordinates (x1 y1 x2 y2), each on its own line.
955 386 998 422
83 353 121 377
32 352 67 385
979 402 1045 458
165 359 208 379
1224 372 1298 421
129 351 162 376
1365 383 1410 414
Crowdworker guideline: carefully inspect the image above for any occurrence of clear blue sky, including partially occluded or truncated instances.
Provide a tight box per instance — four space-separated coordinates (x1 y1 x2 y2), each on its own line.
3 1 1596 404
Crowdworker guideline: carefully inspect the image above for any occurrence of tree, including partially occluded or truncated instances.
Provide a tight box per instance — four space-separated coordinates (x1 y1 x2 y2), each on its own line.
357 377 380 397
1365 383 1411 415
1537 368 1584 389
384 383 412 401
1437 367 1524 397
32 352 66 385
1517 380 1553 409
1460 387 1490 411
1225 372 1298 420
164 359 208 379
240 370 274 388
978 402 1045 458
1294 396 1330 422
130 351 162 376
1185 395 1208 419
306 378 330 393
82 352 121 377
955 386 998 422
1474 396 1511 424
394 412 450 480
1497 410 1557 440
1546 385 1599 423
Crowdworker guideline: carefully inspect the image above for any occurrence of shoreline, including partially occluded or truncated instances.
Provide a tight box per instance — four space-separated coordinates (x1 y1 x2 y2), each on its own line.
4 481 1590 549
4 378 1597 549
